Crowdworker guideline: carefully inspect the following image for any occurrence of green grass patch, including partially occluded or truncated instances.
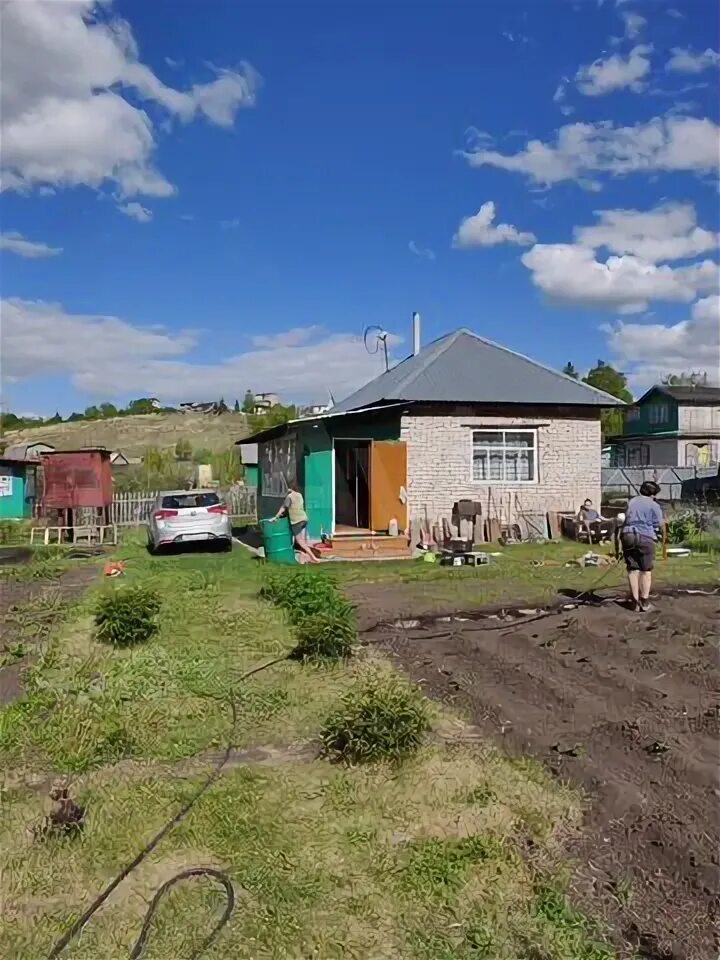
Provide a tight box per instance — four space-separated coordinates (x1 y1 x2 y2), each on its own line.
95 585 161 646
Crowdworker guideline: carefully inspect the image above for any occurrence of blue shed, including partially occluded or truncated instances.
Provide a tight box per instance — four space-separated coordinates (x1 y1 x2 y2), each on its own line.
0 457 40 520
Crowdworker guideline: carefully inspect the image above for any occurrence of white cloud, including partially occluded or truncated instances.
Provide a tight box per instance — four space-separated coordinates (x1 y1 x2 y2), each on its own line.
462 115 720 187
408 241 436 261
118 201 153 223
621 11 646 39
0 298 395 404
521 244 718 313
667 7 684 18
576 44 652 96
574 203 719 263
552 79 575 116
607 295 720 386
0 1 258 198
666 48 720 74
0 230 62 258
453 202 536 248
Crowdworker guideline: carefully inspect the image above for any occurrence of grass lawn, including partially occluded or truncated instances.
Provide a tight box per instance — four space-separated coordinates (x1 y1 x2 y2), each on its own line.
0 534 657 959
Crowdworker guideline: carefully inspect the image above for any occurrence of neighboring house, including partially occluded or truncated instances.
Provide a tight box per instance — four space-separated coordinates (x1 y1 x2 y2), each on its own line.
0 457 40 519
299 403 331 417
238 328 620 541
253 392 280 414
3 441 56 460
608 385 720 467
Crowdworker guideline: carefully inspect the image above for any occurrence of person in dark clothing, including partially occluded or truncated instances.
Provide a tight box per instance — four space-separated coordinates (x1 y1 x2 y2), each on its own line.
620 481 665 612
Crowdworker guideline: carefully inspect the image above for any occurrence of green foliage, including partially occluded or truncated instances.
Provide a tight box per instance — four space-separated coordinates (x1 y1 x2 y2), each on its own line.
321 671 430 765
84 405 101 419
666 508 713 544
242 389 255 413
260 570 347 622
99 402 118 418
248 403 297 433
292 607 356 661
582 360 633 403
95 585 161 647
124 397 161 415
175 437 193 460
399 835 504 899
562 362 578 379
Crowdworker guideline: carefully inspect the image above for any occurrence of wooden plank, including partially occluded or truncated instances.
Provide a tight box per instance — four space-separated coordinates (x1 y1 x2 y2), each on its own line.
369 441 408 532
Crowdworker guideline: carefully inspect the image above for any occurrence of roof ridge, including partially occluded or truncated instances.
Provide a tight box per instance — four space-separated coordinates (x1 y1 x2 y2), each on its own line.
451 328 624 404
392 329 465 394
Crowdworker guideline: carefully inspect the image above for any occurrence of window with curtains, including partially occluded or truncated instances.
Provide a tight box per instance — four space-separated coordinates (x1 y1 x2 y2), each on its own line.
471 430 537 483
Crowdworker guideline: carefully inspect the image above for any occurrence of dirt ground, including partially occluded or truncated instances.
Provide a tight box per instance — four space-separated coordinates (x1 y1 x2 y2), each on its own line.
357 584 720 960
0 567 99 707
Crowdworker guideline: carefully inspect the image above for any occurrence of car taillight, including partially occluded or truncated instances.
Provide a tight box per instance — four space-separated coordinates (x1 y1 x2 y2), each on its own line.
154 509 178 520
207 505 228 515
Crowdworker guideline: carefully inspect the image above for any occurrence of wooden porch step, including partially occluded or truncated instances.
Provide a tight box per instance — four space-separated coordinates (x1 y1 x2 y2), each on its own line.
326 534 412 560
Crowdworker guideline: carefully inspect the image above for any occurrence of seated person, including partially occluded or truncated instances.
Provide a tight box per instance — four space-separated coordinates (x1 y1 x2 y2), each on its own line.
576 499 613 543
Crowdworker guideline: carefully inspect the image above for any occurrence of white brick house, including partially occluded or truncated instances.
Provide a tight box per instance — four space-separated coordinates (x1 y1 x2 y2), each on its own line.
241 328 620 540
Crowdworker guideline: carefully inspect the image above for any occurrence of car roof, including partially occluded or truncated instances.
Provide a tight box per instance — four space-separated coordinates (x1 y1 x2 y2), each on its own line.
157 489 221 497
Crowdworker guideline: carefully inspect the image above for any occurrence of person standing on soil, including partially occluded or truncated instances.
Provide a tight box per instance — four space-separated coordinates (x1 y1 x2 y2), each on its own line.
270 479 321 564
620 480 665 612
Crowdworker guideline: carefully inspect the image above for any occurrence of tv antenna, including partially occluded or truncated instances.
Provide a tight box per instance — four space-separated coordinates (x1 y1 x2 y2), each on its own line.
363 325 390 372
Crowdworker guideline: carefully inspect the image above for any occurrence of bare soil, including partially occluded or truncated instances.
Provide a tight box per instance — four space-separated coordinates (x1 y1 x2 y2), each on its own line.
358 584 720 960
0 566 99 706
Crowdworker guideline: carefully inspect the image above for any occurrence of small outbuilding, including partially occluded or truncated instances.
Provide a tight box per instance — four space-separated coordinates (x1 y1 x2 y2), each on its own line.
0 457 40 520
40 449 113 526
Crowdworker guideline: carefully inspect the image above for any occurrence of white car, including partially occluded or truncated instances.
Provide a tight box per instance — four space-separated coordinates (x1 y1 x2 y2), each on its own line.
147 489 232 553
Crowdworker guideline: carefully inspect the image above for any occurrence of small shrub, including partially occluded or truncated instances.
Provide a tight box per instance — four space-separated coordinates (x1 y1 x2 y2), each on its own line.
261 569 350 622
291 605 356 661
322 671 430 765
95 586 161 647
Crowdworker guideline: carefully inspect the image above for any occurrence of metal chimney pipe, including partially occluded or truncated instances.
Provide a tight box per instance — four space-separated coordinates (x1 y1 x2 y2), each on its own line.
412 311 421 356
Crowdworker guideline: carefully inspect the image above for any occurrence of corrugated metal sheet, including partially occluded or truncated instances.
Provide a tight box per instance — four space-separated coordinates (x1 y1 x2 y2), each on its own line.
330 329 623 413
40 451 113 509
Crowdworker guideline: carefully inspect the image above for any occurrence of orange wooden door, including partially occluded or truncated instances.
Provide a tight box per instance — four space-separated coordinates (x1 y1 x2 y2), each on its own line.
370 441 407 532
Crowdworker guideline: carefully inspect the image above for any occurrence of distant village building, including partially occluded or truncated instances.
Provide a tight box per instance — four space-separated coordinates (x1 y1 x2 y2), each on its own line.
252 393 280 414
3 441 56 460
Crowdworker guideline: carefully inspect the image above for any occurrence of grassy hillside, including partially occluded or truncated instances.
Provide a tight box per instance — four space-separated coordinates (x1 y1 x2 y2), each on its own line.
3 412 251 457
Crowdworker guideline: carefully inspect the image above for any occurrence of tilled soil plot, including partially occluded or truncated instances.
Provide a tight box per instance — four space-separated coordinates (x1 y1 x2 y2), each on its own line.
0 567 98 706
361 589 720 960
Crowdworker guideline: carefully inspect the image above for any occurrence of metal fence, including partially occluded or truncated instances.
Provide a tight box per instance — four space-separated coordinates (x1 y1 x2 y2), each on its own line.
602 466 719 503
111 486 257 526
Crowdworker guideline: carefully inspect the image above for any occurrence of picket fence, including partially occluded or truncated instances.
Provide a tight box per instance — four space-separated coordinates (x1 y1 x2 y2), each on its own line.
111 486 257 526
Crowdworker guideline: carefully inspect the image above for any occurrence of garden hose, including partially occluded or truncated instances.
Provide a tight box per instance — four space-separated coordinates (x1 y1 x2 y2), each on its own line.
46 654 288 960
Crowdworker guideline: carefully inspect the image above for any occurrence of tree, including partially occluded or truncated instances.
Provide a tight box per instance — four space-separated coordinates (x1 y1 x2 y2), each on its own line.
175 438 192 461
0 412 22 431
233 399 241 413
84 405 101 420
67 412 84 422
583 360 633 440
562 362 579 379
125 398 159 415
242 389 255 414
248 403 297 433
47 411 62 424
99 402 118 418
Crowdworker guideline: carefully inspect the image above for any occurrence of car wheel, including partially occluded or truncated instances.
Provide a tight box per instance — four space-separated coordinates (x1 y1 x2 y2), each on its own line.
221 539 233 552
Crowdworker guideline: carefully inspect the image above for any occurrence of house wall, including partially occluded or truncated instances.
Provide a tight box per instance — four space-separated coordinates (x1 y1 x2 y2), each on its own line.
623 396 678 436
0 464 31 519
609 437 680 467
678 404 720 434
400 406 602 525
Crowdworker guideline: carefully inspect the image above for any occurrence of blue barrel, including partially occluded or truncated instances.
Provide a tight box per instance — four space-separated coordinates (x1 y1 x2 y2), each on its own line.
261 517 296 565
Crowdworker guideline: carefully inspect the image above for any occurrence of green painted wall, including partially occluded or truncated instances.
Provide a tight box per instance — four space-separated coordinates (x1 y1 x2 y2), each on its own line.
0 464 32 520
244 464 259 488
256 412 402 539
623 395 679 436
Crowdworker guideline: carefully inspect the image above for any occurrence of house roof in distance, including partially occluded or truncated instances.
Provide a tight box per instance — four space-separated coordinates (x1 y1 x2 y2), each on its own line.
330 328 623 413
637 385 720 405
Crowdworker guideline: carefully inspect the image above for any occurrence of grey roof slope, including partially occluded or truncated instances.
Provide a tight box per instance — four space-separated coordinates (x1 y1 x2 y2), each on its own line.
638 385 720 405
330 329 623 412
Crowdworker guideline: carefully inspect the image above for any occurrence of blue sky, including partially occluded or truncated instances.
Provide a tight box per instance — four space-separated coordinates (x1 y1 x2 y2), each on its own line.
1 0 718 416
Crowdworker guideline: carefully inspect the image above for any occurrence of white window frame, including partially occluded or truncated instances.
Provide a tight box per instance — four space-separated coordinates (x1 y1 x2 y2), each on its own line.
648 403 669 425
470 429 538 485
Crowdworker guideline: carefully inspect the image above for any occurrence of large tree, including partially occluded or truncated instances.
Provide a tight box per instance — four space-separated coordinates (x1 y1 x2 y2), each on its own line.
583 360 633 439
242 389 255 413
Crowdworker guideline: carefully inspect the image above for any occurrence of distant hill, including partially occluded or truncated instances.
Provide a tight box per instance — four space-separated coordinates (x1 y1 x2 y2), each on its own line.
3 411 251 458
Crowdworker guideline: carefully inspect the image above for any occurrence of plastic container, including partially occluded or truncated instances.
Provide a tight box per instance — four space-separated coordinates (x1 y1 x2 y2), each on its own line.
261 517 296 565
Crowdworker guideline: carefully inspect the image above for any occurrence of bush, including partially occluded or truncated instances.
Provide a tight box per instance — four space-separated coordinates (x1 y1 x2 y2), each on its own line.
321 672 430 765
260 570 346 624
292 606 356 661
95 586 161 647
666 507 715 544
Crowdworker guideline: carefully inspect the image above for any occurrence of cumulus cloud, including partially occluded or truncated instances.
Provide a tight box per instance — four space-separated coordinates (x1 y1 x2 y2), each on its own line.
0 1 258 198
461 115 720 187
666 48 720 74
621 11 646 39
0 230 62 258
575 44 652 96
118 201 153 223
408 241 436 261
574 203 719 263
453 202 536 248
521 244 718 313
0 299 394 404
607 295 720 386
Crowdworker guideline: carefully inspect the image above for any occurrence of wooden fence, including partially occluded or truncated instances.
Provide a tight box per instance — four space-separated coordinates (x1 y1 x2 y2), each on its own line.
111 486 257 526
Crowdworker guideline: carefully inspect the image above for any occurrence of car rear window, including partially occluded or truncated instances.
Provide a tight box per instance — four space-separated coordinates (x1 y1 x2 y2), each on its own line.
161 492 221 509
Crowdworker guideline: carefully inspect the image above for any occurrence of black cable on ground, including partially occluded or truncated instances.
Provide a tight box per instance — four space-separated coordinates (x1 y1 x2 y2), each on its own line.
46 654 288 960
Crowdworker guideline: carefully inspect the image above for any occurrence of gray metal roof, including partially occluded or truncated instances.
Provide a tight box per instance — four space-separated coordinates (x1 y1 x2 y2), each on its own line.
330 328 623 412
